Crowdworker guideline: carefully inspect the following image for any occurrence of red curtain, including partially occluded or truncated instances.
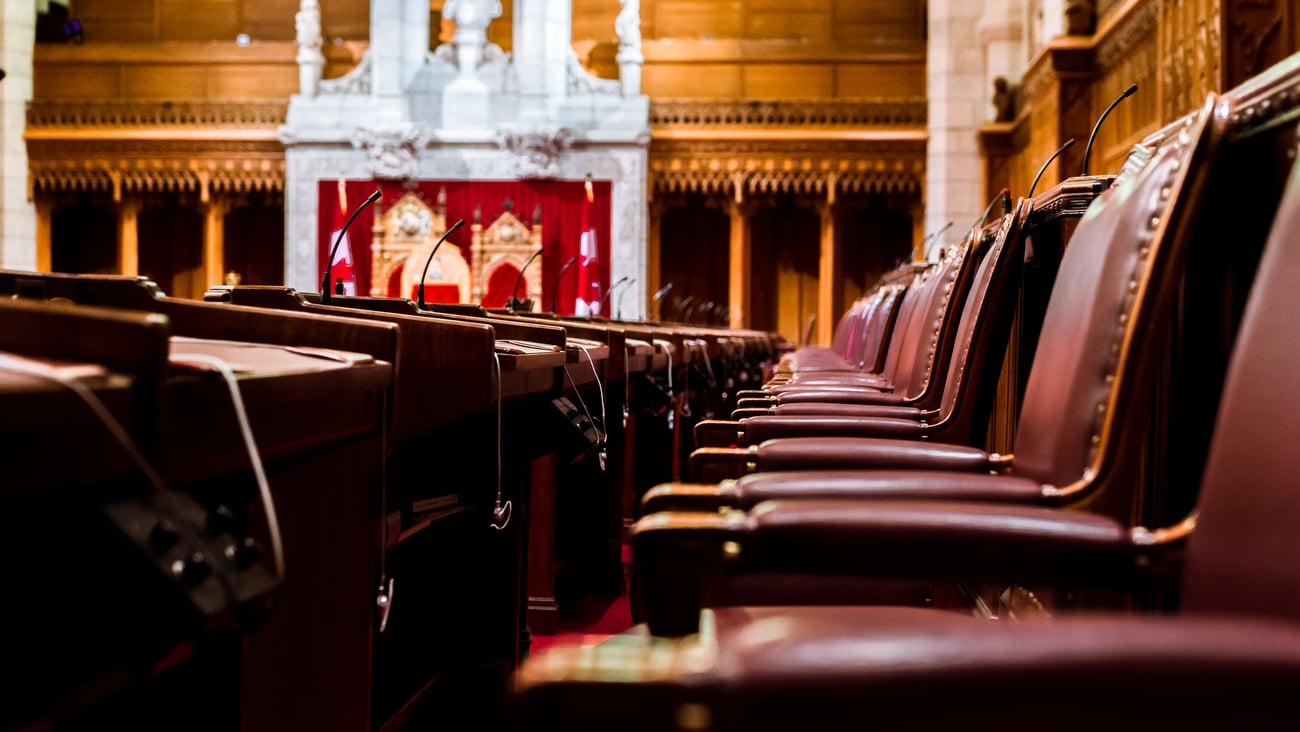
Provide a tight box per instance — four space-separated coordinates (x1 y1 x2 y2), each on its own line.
317 179 612 315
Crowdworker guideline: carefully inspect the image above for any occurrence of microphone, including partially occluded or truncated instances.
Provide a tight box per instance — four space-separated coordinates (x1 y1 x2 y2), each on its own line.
505 247 544 312
1027 138 1076 198
416 218 466 310
1081 83 1138 176
614 277 636 320
321 188 380 304
548 255 578 314
652 282 673 319
918 220 953 259
598 276 631 311
968 192 1005 236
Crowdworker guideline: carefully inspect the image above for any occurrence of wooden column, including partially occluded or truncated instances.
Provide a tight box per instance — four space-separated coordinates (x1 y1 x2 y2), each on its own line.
646 198 663 318
204 198 227 289
35 198 53 272
815 184 840 346
118 199 139 277
726 189 751 329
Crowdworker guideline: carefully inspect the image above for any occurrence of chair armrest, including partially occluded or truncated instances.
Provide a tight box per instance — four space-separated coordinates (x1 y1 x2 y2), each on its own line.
641 480 741 514
686 447 757 482
695 419 744 448
731 470 1046 510
642 471 1044 515
756 437 994 472
774 403 925 419
740 498 1134 587
742 415 926 444
777 388 906 405
516 610 1300 726
633 499 1134 635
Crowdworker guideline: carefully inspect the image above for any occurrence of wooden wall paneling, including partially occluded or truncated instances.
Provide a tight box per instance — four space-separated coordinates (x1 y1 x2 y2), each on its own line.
1222 0 1293 89
834 61 927 97
121 64 212 98
75 0 156 42
742 64 834 97
1093 0 1161 175
157 0 240 41
206 64 299 98
34 63 122 98
642 64 743 97
653 0 744 39
241 0 306 41
1159 0 1222 122
831 0 926 42
743 0 833 40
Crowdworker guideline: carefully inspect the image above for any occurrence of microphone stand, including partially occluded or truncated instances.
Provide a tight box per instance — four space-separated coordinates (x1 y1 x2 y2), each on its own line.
548 256 578 314
1028 139 1076 199
1081 83 1138 176
597 276 631 318
416 219 466 311
505 247 544 312
321 189 381 304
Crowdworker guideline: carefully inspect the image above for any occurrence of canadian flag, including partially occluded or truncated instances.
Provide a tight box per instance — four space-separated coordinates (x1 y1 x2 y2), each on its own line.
573 176 602 316
328 179 357 296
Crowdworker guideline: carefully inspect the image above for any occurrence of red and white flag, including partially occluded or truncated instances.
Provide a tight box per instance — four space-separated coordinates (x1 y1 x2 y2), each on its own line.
328 179 357 295
573 176 602 316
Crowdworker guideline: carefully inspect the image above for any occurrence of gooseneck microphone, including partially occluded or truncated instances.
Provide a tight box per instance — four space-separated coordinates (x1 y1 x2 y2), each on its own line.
416 218 466 310
548 255 578 314
506 247 544 311
321 188 381 304
614 277 636 320
1027 138 1076 198
599 276 631 309
1081 83 1138 176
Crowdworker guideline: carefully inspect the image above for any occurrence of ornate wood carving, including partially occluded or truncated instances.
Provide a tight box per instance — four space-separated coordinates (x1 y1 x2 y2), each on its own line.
470 202 545 305
1160 0 1222 121
26 101 287 199
650 98 927 128
1223 0 1288 88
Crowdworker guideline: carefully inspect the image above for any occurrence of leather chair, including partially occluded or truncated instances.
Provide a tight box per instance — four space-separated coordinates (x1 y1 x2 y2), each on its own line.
658 89 1221 492
512 85 1300 730
631 91 1249 629
694 199 1029 456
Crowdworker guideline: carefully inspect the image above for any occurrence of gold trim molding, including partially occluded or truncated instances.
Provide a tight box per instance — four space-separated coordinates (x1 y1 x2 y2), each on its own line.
26 100 287 200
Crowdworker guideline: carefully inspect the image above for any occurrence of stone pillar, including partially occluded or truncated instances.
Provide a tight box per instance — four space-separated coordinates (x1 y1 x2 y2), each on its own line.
926 0 987 260
816 189 840 346
0 0 36 271
513 0 572 121
34 198 52 272
616 0 644 97
118 200 140 277
204 199 227 289
370 0 430 95
295 0 325 96
442 0 502 129
726 192 751 330
978 0 1029 121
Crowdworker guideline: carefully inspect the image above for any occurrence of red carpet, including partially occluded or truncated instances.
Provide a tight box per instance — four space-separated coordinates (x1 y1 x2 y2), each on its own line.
529 546 635 654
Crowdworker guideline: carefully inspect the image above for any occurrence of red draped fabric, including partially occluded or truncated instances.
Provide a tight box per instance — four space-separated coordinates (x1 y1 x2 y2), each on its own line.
317 179 612 315
483 262 522 308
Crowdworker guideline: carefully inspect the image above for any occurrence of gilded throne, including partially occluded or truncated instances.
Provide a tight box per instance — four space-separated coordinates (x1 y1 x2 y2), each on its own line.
370 191 471 304
470 201 544 310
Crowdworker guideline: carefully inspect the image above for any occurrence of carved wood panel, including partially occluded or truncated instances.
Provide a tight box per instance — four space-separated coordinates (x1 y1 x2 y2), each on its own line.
1222 0 1293 88
1160 0 1222 121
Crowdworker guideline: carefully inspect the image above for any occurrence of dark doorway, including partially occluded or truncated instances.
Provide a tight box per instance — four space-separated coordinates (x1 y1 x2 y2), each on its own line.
658 199 728 322
749 204 819 341
51 195 118 275
224 195 285 286
139 197 204 299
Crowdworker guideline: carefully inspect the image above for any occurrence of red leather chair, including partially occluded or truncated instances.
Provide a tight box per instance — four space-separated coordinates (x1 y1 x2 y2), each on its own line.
513 80 1300 730
695 199 1029 454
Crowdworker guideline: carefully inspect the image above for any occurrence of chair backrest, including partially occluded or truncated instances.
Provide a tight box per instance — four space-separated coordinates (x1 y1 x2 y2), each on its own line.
1011 96 1224 491
857 284 906 373
930 198 1030 442
829 297 868 358
1179 102 1300 623
863 264 934 381
884 230 982 404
